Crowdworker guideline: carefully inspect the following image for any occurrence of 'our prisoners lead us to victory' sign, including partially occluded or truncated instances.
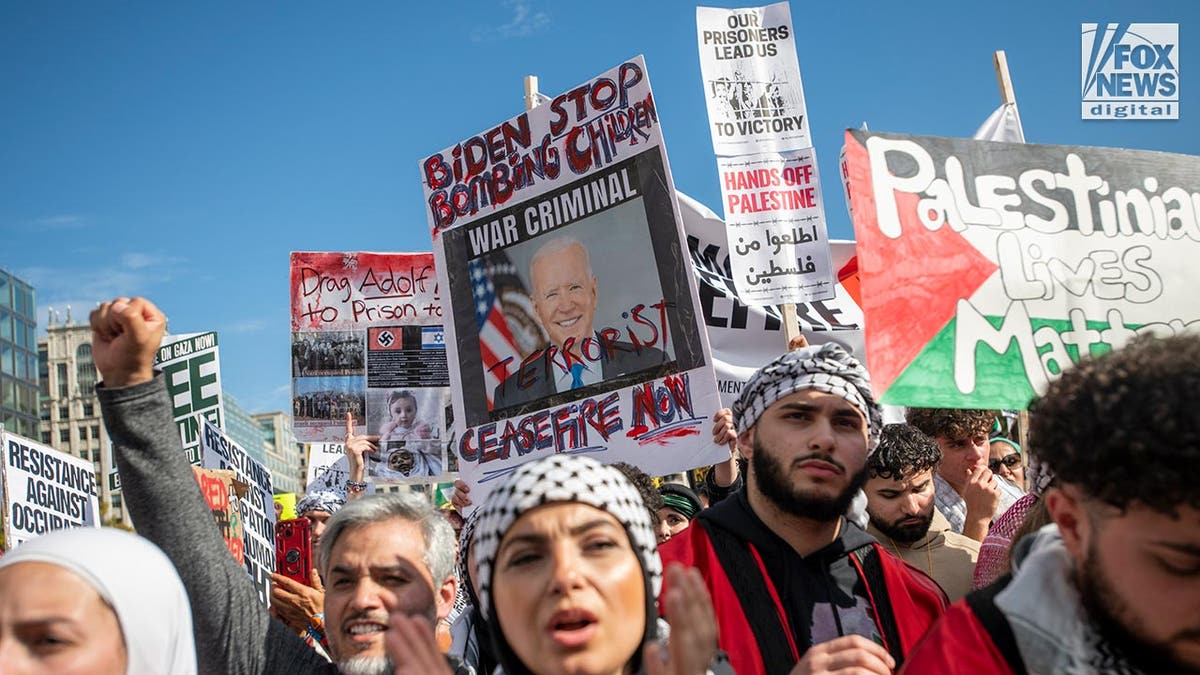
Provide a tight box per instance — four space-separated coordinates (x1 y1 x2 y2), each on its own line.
421 56 725 504
844 130 1200 409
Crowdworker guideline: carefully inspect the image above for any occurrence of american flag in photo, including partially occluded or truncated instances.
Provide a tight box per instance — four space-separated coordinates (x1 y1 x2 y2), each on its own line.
469 257 521 406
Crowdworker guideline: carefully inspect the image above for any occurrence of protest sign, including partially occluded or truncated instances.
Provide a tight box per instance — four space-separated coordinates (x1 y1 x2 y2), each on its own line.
717 150 835 304
201 420 274 606
679 192 864 405
289 252 451 484
1 431 99 550
844 130 1200 408
696 3 810 156
159 332 224 464
192 466 248 564
423 57 725 502
304 442 376 496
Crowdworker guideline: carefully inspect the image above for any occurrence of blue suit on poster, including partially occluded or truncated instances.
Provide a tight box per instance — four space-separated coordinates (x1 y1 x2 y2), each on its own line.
490 236 668 411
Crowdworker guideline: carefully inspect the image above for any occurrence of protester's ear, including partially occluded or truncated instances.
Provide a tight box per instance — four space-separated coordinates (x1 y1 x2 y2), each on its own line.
737 428 755 460
434 575 458 623
1044 485 1089 564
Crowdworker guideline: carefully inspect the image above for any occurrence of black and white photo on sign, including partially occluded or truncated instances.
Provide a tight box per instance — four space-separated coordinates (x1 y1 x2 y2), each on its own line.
291 331 364 377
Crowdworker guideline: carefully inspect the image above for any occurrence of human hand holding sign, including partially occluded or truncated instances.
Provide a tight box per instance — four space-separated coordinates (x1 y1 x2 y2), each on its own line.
90 297 167 387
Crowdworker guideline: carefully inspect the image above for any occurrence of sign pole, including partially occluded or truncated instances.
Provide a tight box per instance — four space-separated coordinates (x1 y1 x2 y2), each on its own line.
993 50 1032 452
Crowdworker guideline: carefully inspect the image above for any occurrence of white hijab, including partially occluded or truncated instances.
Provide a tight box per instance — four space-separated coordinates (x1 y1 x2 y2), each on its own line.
0 527 197 675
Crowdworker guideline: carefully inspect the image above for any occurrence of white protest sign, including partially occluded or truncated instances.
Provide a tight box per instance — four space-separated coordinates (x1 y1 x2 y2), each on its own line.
697 2 810 156
304 442 376 496
424 57 725 507
718 150 835 304
679 192 864 405
201 420 274 607
1 431 99 550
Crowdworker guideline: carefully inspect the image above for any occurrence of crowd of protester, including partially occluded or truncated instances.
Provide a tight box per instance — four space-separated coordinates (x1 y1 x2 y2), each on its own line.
1 294 1196 675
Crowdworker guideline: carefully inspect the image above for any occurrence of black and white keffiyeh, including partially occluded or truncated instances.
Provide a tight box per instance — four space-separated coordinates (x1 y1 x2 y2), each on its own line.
732 343 883 453
471 454 663 621
295 486 346 516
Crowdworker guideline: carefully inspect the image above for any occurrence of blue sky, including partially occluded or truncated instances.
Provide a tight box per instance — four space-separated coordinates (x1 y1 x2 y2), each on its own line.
2 1 1195 413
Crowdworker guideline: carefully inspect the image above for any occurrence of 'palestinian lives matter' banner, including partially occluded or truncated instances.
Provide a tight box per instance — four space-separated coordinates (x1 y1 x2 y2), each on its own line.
2 431 99 550
423 57 725 504
844 130 1200 408
201 420 275 607
289 252 451 484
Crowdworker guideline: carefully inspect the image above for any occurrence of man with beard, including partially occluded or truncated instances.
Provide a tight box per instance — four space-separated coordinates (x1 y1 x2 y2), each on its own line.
901 334 1200 675
658 344 947 675
865 424 981 602
91 296 466 675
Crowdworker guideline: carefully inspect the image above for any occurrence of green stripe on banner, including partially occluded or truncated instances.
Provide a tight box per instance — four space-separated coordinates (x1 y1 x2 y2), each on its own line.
881 314 1143 409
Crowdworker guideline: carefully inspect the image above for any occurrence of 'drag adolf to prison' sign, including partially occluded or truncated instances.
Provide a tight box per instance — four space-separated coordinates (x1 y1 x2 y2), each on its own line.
844 130 1200 408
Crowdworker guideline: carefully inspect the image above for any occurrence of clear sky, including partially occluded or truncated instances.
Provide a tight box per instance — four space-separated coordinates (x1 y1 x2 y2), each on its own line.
2 1 1195 413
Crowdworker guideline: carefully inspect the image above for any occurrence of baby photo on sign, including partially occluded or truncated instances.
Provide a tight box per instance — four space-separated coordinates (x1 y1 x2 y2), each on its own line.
365 387 446 481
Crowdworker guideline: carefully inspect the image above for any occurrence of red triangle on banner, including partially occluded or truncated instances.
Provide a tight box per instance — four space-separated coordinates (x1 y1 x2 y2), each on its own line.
845 132 999 396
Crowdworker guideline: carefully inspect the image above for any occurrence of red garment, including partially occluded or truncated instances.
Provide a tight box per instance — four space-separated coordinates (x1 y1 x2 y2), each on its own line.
660 520 948 675
899 599 1015 675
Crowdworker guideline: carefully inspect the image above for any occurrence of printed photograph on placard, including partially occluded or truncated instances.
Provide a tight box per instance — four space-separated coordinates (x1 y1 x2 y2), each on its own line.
292 375 366 442
367 438 445 482
441 152 707 427
291 331 364 377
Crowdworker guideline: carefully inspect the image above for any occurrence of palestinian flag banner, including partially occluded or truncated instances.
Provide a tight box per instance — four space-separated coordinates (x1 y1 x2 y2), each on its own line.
843 130 1200 409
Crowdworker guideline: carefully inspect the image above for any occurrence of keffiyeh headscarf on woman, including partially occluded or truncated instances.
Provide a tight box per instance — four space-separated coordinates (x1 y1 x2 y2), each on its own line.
0 528 197 675
732 342 883 452
472 454 663 674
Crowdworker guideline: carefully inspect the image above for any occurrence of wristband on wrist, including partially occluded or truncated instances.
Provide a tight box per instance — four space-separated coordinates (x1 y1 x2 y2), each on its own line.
305 612 326 644
346 480 368 493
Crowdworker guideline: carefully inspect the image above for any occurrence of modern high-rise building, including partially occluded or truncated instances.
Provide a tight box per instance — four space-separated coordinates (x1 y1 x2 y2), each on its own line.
252 411 303 495
0 269 39 440
223 392 267 466
37 310 124 522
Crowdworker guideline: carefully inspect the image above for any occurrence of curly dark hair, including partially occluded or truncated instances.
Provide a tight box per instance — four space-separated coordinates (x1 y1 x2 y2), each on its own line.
1029 334 1200 515
611 462 665 526
868 423 942 480
906 407 998 441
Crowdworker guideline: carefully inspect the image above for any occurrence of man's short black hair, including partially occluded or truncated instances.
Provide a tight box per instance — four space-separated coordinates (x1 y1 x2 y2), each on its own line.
1029 334 1200 515
868 423 942 481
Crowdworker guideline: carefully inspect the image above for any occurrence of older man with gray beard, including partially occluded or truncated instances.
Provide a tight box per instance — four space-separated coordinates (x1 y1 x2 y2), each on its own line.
92 296 466 675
